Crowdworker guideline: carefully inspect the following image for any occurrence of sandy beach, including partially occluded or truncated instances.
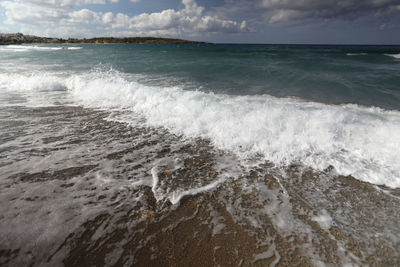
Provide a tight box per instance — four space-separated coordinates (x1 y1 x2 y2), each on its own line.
1 105 399 266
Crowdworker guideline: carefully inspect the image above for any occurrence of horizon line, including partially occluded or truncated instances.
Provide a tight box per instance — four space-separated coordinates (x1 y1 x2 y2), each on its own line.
1 32 400 46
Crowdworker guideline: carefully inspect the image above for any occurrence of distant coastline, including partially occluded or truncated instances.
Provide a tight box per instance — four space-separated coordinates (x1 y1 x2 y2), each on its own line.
0 32 209 45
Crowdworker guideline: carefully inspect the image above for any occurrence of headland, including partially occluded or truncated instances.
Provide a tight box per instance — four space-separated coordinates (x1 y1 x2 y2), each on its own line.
0 32 208 45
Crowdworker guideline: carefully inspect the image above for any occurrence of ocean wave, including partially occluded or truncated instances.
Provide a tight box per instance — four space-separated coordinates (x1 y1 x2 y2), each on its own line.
0 45 81 52
346 53 368 56
0 73 67 92
385 53 400 59
1 69 400 188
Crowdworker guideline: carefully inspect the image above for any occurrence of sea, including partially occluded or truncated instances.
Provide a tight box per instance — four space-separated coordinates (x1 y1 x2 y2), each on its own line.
0 44 400 266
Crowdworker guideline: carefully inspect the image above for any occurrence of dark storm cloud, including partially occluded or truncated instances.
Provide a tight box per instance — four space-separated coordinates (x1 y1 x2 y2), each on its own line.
261 0 400 22
222 0 400 23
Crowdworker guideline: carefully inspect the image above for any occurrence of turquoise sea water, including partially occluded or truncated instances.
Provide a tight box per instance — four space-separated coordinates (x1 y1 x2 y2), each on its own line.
1 44 400 109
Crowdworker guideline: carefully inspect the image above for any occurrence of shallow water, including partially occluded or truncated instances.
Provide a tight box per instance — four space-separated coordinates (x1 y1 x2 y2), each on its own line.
1 105 399 266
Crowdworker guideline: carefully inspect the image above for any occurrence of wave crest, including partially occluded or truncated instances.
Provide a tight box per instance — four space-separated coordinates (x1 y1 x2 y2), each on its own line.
385 53 400 59
1 69 400 188
0 45 82 52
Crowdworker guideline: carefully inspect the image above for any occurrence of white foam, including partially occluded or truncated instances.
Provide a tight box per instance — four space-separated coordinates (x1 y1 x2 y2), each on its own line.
253 245 274 262
253 244 280 266
312 209 332 230
150 167 161 202
1 69 400 188
169 178 225 205
0 45 80 52
0 45 30 52
385 53 400 59
151 165 226 205
0 73 67 92
346 53 367 56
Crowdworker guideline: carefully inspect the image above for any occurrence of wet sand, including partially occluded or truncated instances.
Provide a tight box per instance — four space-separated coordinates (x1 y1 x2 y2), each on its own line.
1 106 399 266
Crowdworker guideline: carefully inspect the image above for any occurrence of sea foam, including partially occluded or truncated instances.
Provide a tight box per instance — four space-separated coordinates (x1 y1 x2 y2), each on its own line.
0 45 81 52
1 69 400 188
346 53 368 56
385 53 400 59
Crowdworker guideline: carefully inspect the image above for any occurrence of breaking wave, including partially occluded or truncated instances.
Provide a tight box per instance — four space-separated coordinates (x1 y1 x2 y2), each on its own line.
0 45 82 52
1 69 400 188
346 53 368 56
385 53 400 59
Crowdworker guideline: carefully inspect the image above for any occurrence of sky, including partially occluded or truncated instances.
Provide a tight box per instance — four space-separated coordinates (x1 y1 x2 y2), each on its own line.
0 0 400 44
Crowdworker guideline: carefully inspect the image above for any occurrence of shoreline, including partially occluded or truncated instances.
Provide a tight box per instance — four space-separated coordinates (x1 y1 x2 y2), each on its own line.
1 105 399 266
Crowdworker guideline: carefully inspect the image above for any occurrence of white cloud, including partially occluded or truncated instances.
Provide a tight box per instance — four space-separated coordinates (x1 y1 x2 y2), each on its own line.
67 9 101 24
109 0 119 3
20 25 96 38
0 0 106 26
102 12 114 24
0 0 247 38
112 13 131 28
195 16 247 33
0 1 69 25
17 0 106 7
116 0 247 34
130 0 140 3
129 9 182 30
0 25 12 33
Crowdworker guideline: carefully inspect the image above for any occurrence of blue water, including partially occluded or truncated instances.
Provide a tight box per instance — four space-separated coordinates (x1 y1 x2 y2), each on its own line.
0 44 400 188
1 44 400 109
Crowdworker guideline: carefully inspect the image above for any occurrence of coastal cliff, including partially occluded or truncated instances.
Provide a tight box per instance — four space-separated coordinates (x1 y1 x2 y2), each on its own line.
0 33 208 45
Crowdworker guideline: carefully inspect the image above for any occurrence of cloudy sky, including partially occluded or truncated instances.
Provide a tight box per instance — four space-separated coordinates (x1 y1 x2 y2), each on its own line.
1 0 400 44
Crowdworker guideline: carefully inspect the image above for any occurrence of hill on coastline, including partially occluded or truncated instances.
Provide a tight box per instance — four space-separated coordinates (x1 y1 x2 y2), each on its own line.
0 33 208 45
